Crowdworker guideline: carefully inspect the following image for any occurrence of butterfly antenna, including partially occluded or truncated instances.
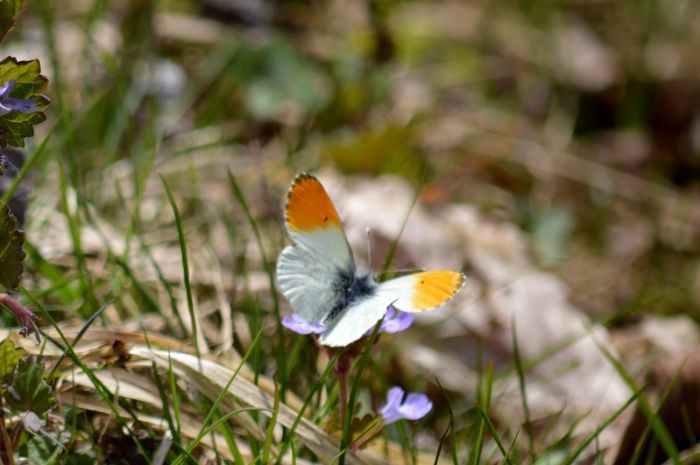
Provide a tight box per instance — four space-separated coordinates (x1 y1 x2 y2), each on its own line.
375 267 424 277
366 227 372 271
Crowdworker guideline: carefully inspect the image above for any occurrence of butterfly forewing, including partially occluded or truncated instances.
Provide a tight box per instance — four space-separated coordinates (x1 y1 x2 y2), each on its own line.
276 173 355 322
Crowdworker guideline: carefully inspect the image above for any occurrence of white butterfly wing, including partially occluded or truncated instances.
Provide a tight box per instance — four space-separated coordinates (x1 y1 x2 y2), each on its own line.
276 174 354 322
276 237 349 323
319 270 465 347
319 293 394 347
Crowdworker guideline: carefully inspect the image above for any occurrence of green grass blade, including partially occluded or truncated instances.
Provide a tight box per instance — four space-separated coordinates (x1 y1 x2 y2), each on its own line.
275 350 343 462
227 170 286 388
512 316 535 459
150 361 182 447
161 176 201 361
469 361 493 465
562 388 643 465
20 286 154 464
1 125 56 206
57 161 98 317
137 235 187 335
474 401 513 465
435 378 459 465
46 299 111 378
123 138 160 262
589 328 681 465
172 329 264 465
167 354 183 443
261 381 282 463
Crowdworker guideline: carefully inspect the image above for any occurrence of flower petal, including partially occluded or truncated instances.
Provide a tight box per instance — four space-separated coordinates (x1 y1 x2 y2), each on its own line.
380 386 432 424
379 306 413 333
4 97 40 114
0 81 40 115
0 81 15 98
383 387 404 410
282 312 326 335
399 393 432 420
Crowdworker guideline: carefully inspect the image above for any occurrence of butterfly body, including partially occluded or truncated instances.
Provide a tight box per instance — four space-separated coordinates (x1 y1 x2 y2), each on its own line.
276 173 465 347
325 270 377 326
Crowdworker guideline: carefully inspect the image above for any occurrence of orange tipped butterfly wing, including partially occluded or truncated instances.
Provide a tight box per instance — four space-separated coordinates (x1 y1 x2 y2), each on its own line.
319 270 465 347
276 174 356 323
276 173 465 347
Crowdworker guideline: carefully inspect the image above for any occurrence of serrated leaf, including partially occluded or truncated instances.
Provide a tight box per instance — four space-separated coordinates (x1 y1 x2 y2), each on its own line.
0 202 24 290
0 337 24 377
0 0 27 44
0 57 50 148
5 355 55 415
19 430 63 465
0 58 48 96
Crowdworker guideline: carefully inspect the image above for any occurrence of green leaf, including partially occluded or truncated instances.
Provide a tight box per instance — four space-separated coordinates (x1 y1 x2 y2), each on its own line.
0 0 27 44
19 431 63 465
0 57 50 148
4 355 55 416
0 202 24 290
0 337 24 377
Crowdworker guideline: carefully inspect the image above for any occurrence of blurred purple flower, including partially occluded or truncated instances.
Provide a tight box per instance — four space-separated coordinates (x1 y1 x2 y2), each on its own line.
377 306 413 334
282 312 326 335
380 386 432 424
284 306 413 337
0 81 40 116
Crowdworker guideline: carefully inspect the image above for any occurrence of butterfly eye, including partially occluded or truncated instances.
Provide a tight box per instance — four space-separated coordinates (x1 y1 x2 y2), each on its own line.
323 215 328 222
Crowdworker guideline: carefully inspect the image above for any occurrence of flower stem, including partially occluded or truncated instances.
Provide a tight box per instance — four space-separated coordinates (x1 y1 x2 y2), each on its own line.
0 394 15 465
333 351 352 427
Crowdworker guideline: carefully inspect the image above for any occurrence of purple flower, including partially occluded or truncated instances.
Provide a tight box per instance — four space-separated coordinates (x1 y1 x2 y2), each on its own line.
0 81 40 116
380 386 432 424
282 312 326 335
284 306 414 338
377 306 413 334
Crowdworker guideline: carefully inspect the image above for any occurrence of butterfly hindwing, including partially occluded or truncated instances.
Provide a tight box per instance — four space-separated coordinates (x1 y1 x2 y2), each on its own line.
276 244 342 323
319 293 393 347
319 270 465 347
276 173 355 322
376 271 465 312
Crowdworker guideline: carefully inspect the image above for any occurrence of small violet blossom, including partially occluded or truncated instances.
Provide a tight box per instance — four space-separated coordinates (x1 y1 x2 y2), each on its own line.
380 386 432 425
283 307 414 336
0 80 40 116
282 312 326 335
374 306 413 334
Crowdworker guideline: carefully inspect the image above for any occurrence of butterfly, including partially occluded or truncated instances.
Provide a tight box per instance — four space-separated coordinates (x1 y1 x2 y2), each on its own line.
276 173 465 347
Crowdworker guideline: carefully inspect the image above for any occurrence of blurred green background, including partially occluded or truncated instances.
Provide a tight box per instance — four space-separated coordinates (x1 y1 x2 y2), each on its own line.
3 1 700 463
11 0 699 322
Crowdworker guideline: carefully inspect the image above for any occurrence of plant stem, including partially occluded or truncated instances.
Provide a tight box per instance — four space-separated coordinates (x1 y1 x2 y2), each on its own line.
333 351 352 427
0 395 15 465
